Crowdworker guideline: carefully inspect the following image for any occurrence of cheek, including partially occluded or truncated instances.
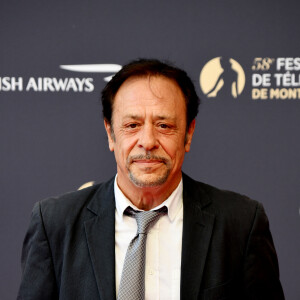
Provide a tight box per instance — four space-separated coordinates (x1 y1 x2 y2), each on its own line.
116 136 138 157
160 138 184 160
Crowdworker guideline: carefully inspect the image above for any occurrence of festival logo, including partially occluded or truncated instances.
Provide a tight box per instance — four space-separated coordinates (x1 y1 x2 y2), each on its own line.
199 57 246 99
251 57 300 100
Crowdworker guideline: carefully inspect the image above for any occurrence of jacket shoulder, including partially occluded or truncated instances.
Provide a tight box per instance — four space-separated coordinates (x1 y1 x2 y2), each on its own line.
36 177 114 227
183 173 261 222
40 184 100 215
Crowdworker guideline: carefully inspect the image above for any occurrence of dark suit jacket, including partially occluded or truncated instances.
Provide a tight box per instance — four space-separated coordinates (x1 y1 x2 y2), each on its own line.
17 174 284 299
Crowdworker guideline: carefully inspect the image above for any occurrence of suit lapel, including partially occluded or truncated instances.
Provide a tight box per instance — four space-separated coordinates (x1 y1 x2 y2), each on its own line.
84 178 116 300
180 174 215 300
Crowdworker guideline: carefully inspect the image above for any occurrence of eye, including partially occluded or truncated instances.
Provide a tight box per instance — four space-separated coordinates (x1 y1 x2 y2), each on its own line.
126 123 140 129
159 123 169 129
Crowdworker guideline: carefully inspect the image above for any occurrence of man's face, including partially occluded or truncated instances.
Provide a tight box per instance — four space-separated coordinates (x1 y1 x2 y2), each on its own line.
104 75 195 193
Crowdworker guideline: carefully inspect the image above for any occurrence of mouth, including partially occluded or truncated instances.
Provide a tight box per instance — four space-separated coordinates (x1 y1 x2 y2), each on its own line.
132 159 164 166
128 155 168 169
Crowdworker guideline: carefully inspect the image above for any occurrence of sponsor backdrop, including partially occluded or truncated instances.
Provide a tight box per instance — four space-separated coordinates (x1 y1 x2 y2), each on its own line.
1 1 299 299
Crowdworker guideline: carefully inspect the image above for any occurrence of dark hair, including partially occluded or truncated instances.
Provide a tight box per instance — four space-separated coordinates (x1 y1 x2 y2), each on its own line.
101 58 200 127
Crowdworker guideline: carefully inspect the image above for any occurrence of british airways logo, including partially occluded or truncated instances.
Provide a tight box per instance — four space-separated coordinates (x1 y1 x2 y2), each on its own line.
60 64 122 82
0 63 122 92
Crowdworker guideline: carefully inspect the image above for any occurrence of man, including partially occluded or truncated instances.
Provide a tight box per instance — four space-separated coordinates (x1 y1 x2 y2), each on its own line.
18 59 284 299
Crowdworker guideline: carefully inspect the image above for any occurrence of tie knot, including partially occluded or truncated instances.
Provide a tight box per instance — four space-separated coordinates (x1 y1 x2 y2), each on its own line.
125 206 167 234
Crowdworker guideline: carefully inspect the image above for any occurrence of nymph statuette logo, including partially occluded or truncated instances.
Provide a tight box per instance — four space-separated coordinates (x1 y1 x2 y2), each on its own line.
200 57 245 99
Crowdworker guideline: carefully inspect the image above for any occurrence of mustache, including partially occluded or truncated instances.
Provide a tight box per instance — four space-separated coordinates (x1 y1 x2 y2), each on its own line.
127 154 168 164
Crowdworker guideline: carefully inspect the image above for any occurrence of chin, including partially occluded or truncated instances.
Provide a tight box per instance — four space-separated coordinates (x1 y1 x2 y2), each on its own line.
129 171 170 188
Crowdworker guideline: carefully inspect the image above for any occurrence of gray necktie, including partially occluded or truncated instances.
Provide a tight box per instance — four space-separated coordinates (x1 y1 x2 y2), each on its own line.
117 206 167 300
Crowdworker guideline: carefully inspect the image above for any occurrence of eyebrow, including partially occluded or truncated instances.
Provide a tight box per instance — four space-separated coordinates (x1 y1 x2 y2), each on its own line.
123 114 175 121
123 115 142 120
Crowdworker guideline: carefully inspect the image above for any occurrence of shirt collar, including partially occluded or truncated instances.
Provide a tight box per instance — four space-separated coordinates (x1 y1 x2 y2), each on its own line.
114 174 183 222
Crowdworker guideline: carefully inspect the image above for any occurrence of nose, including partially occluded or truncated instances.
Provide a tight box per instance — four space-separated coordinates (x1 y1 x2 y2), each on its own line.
137 124 159 151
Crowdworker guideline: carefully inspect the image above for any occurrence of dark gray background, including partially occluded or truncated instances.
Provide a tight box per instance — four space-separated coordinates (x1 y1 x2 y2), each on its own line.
1 1 299 299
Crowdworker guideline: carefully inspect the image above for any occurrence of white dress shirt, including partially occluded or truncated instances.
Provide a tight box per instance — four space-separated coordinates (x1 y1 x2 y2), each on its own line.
114 175 183 300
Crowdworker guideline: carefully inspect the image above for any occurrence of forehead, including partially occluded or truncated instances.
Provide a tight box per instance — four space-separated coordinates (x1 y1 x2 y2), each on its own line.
113 75 186 113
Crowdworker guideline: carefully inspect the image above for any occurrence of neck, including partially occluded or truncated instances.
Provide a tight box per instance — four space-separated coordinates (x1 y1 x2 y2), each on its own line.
117 174 182 210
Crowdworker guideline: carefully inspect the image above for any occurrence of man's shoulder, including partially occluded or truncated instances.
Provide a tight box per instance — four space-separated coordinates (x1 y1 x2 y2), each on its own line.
183 174 265 236
40 183 100 209
183 173 261 216
36 177 115 225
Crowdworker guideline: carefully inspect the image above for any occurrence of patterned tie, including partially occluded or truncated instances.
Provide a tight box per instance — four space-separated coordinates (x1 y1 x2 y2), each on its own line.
117 206 167 300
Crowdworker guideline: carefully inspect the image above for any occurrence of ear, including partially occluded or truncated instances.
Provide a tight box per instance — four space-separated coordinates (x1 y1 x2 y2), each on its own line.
104 120 115 152
184 119 196 153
